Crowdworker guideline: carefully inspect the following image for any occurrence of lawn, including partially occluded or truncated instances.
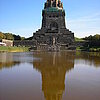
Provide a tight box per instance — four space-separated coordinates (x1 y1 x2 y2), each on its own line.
0 46 29 52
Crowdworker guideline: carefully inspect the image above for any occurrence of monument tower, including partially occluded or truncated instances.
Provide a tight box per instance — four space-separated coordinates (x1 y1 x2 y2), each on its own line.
33 0 75 50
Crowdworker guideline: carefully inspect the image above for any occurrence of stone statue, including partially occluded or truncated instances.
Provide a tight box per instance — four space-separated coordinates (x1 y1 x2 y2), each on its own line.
44 0 63 9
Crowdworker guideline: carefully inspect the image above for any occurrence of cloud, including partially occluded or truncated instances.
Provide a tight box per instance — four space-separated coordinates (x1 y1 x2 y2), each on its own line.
66 12 100 37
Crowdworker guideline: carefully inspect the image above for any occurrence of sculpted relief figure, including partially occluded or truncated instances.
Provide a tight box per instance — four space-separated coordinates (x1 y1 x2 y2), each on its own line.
45 0 63 8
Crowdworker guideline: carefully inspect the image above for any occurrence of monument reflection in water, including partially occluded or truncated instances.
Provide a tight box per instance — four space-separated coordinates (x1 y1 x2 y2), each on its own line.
33 52 75 100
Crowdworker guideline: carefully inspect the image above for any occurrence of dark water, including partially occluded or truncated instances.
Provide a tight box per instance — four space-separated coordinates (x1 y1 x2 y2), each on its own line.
0 51 100 100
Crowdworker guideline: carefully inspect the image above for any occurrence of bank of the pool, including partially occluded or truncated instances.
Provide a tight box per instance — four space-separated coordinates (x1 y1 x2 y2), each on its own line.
76 47 100 52
0 46 29 52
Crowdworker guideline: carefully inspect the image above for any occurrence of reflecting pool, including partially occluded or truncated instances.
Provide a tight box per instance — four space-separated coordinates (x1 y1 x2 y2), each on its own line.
0 51 100 100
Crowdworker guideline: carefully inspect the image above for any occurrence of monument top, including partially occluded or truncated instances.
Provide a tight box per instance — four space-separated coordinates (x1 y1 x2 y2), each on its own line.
44 0 63 9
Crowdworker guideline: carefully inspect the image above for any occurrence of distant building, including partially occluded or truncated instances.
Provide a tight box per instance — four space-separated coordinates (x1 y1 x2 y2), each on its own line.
2 39 13 46
0 42 6 46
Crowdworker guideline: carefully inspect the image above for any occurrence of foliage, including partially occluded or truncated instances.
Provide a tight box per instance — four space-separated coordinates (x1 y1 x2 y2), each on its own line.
0 32 6 39
75 37 84 42
25 36 33 40
21 37 25 40
83 34 100 41
78 34 100 52
0 31 25 41
76 34 100 52
13 34 21 40
4 33 14 40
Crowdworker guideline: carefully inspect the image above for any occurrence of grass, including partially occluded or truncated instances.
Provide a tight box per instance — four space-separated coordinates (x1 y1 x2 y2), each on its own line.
76 46 100 52
0 46 29 52
75 37 85 42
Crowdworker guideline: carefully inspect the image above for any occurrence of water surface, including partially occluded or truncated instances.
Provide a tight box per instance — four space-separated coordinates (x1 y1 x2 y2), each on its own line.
0 51 100 100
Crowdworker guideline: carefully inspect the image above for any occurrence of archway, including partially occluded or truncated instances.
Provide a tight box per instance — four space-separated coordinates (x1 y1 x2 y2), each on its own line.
50 22 58 31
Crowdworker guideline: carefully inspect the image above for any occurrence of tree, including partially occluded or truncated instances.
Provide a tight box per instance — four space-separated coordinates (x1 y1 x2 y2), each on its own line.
83 34 100 41
0 32 6 39
13 35 21 40
0 31 25 40
5 33 14 40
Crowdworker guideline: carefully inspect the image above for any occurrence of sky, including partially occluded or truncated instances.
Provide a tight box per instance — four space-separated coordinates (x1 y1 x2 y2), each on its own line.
0 0 100 38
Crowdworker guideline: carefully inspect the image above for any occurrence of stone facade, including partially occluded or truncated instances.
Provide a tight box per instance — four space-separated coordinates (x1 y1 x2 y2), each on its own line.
13 40 36 47
33 0 75 51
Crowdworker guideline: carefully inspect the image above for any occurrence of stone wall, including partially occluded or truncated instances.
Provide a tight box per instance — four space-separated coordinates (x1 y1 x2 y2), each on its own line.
42 10 66 29
75 41 86 47
13 40 36 47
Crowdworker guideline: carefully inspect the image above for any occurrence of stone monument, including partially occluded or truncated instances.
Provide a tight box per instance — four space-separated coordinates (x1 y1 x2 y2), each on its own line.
33 0 75 51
